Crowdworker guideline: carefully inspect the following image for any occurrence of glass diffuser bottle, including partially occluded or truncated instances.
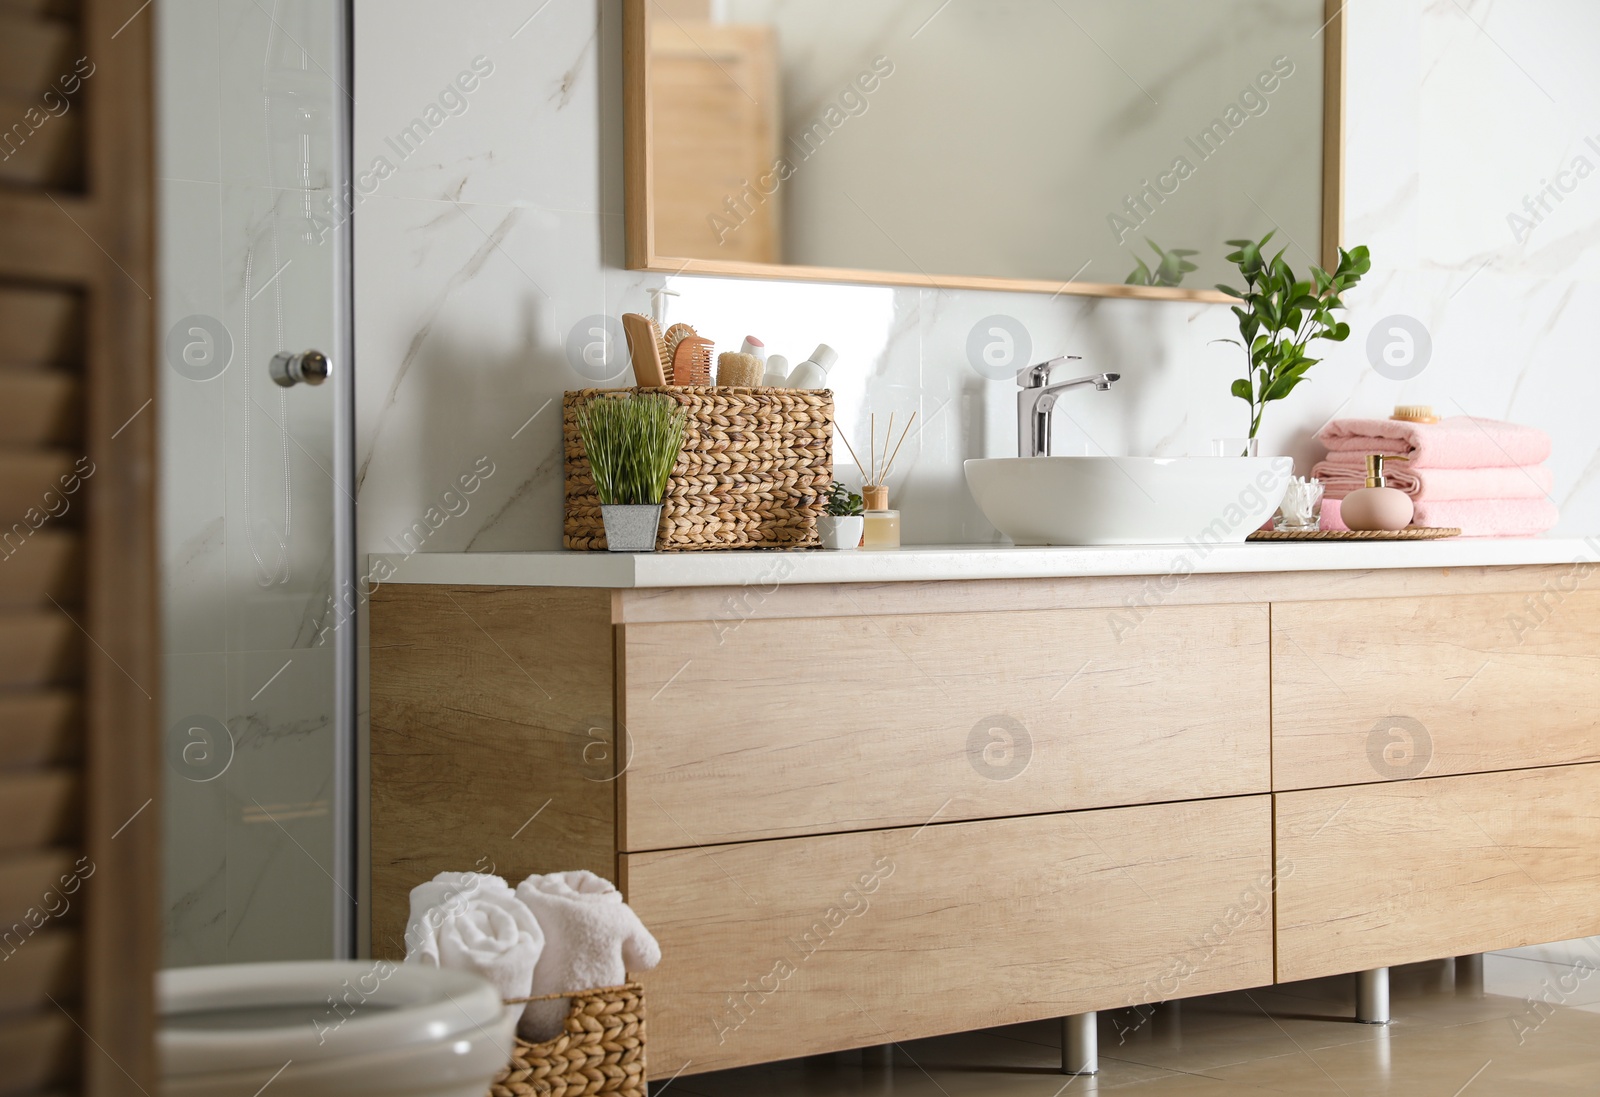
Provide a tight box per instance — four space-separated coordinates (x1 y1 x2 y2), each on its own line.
861 484 900 549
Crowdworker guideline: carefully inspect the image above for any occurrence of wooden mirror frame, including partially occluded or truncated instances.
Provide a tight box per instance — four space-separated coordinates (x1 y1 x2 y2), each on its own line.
623 0 1346 303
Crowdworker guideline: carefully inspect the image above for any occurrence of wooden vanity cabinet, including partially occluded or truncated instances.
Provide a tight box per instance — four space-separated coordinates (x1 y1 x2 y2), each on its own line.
622 797 1273 1072
370 562 1600 1079
1272 589 1600 789
1276 765 1600 982
617 602 1269 847
1269 580 1600 984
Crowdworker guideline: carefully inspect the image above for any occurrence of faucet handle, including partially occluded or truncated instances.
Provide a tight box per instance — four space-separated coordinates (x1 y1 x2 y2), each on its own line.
1018 355 1083 387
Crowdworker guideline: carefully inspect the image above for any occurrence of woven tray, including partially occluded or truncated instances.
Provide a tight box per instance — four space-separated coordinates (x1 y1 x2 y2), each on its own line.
563 387 832 551
1247 526 1462 542
494 983 645 1097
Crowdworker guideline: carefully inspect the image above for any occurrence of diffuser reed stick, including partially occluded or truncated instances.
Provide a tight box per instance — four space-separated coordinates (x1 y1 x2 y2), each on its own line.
837 411 917 489
879 412 916 482
838 428 869 484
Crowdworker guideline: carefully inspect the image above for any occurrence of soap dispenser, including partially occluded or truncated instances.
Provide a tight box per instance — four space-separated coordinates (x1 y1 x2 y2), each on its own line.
1341 455 1413 532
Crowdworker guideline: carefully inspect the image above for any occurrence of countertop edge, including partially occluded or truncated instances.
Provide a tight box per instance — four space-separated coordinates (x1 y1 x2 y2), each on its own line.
365 538 1600 589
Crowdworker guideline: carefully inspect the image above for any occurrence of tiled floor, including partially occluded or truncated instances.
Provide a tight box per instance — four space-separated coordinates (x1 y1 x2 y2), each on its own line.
657 938 1600 1095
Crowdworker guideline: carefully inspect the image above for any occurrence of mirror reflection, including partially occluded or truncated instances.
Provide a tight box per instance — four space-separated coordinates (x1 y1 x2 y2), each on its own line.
642 0 1330 292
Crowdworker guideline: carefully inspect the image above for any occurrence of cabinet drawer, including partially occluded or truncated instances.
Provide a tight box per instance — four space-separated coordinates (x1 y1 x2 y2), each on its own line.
1272 591 1600 790
623 796 1274 1078
618 604 1270 849
1275 764 1600 982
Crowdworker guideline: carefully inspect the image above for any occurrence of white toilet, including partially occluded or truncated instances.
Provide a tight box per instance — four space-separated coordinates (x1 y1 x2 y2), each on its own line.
159 961 515 1097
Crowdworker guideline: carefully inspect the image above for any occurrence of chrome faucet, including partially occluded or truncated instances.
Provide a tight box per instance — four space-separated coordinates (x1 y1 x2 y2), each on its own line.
1016 357 1120 457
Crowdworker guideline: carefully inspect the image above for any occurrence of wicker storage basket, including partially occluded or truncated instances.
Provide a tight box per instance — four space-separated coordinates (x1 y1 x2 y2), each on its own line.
563 386 833 551
492 983 646 1097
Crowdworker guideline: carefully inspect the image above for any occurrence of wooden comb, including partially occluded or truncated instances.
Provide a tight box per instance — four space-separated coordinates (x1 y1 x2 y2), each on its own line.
671 336 714 386
661 324 710 386
621 313 668 387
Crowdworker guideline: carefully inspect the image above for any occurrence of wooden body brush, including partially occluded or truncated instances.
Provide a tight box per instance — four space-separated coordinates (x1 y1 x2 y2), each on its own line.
621 312 669 387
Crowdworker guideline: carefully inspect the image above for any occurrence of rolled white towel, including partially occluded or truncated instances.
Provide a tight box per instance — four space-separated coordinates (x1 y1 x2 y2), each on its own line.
513 870 661 1042
404 871 545 1026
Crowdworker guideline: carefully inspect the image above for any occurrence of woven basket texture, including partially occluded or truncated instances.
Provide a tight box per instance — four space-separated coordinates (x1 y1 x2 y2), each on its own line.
491 983 646 1097
563 387 833 551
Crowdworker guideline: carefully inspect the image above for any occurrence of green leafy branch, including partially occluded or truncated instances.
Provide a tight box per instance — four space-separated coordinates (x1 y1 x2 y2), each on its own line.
1215 231 1371 440
1126 238 1199 287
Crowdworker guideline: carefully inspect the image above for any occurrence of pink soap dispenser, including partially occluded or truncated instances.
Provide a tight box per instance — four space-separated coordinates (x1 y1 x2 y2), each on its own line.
1341 454 1414 531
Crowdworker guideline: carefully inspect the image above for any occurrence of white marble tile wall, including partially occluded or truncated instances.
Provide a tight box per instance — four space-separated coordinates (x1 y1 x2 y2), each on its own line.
352 0 1600 557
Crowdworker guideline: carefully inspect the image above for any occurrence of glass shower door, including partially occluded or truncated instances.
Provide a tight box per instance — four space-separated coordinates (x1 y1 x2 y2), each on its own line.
157 0 356 963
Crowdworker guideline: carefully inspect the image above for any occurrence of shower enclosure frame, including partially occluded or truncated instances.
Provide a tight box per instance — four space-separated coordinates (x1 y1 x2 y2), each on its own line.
330 0 359 962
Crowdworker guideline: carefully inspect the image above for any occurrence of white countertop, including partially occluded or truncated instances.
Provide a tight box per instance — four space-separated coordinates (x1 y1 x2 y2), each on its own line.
371 537 1598 588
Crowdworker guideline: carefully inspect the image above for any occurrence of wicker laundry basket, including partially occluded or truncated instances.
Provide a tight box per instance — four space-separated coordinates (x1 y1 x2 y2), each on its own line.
491 983 646 1097
563 386 833 551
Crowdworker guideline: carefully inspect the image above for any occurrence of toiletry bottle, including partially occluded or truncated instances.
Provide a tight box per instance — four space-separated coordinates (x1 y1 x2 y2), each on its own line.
861 484 900 549
648 286 679 328
739 335 766 363
785 344 837 389
1341 455 1413 532
763 354 790 387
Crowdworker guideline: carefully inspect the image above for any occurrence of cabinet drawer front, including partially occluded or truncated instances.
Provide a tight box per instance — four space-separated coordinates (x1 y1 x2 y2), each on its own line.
1272 591 1600 790
1275 765 1600 982
619 604 1269 849
624 796 1274 1078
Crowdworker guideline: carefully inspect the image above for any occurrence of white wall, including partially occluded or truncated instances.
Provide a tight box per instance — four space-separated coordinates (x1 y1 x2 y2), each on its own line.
352 0 1600 562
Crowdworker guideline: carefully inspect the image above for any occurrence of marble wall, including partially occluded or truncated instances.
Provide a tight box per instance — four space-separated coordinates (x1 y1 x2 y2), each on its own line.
352 0 1600 566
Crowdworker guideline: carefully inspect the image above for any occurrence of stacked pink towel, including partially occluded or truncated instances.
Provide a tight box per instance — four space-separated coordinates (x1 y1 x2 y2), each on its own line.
1317 415 1551 467
1314 416 1557 538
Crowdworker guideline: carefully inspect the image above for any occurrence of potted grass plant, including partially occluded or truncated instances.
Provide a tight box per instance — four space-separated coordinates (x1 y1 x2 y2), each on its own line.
817 481 864 550
574 392 688 552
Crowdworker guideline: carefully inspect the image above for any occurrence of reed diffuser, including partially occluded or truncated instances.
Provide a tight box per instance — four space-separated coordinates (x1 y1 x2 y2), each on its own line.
839 412 916 549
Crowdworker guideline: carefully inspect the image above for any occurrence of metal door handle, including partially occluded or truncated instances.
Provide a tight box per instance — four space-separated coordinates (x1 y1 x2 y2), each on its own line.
270 349 331 387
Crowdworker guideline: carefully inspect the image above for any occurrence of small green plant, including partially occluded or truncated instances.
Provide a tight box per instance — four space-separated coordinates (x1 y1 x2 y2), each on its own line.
575 393 687 506
825 480 863 517
1216 230 1371 441
1126 239 1199 287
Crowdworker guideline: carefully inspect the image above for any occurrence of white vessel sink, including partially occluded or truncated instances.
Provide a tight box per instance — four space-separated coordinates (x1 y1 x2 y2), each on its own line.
964 456 1294 546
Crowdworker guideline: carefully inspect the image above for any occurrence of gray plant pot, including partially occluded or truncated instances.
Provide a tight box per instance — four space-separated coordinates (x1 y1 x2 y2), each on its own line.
601 504 663 552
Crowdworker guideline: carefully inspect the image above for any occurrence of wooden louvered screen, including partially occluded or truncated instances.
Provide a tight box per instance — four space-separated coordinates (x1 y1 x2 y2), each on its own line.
0 0 157 1095
0 2 87 193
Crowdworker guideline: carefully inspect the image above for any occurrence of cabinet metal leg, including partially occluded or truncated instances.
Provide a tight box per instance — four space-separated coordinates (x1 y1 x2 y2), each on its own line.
1357 967 1390 1024
1153 999 1182 1048
1455 953 1484 996
1062 1012 1098 1074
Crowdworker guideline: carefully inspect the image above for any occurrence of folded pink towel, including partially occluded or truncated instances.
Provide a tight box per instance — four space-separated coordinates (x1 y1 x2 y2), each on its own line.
1322 497 1558 538
1312 455 1554 501
1316 416 1551 469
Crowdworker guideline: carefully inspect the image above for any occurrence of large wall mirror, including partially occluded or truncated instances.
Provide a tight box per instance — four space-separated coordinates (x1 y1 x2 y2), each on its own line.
625 0 1344 301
